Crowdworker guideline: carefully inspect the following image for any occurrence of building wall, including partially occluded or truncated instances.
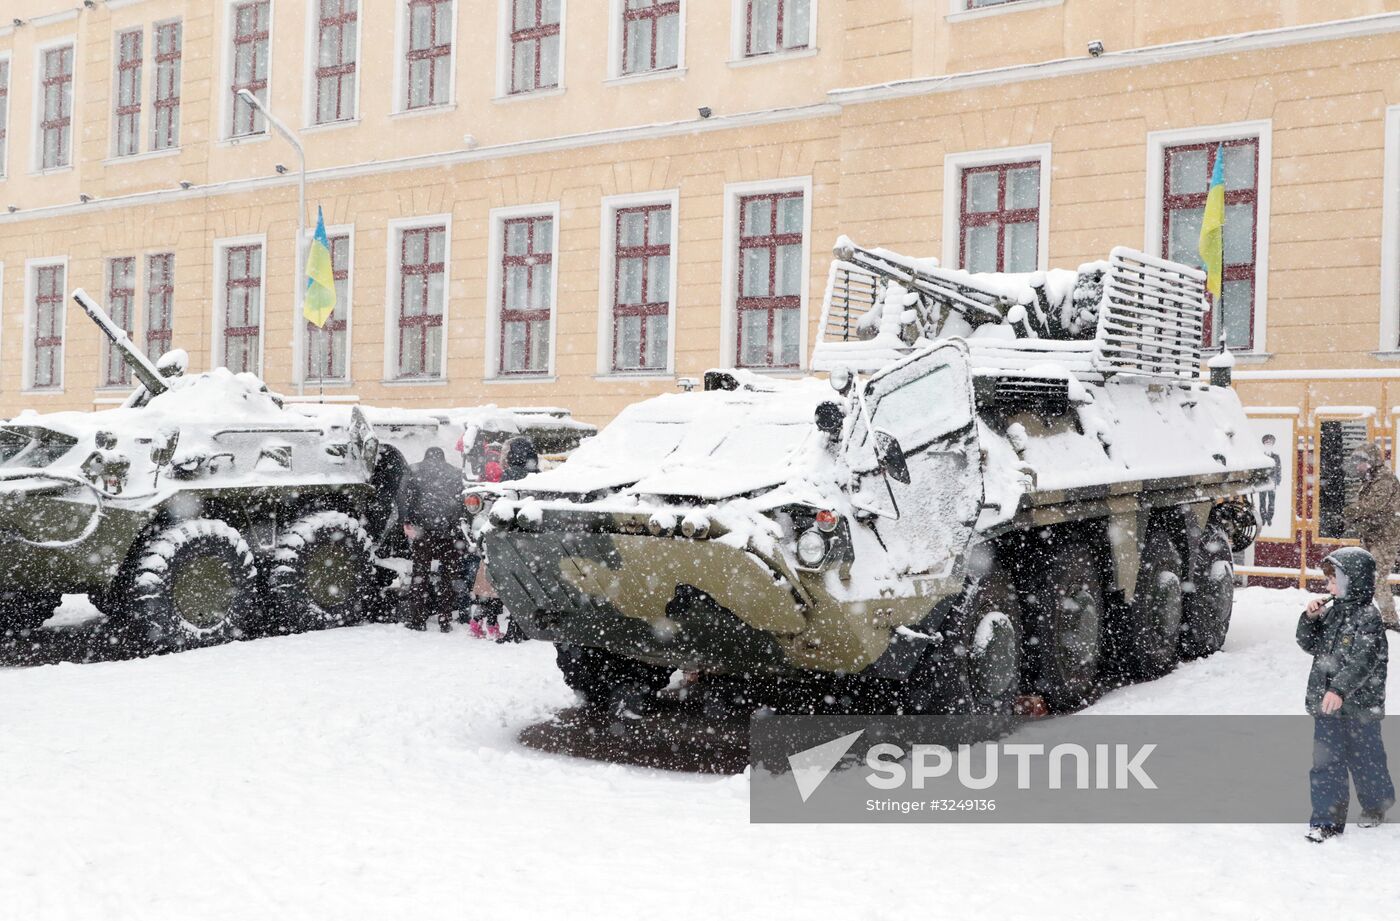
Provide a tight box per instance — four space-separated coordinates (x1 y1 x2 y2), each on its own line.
3 3 1400 429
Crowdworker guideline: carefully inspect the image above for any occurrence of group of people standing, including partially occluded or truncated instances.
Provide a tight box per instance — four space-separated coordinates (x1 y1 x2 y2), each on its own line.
394 435 539 637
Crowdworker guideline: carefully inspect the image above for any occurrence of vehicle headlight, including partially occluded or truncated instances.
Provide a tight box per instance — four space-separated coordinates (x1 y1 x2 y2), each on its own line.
796 528 828 567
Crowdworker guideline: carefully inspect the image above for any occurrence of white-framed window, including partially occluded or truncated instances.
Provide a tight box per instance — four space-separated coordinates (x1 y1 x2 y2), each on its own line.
1146 120 1272 353
35 42 75 170
597 190 679 375
485 203 559 379
212 236 267 375
23 258 67 392
499 0 563 96
112 28 143 158
384 216 451 381
405 0 453 109
1383 106 1400 352
732 0 815 61
0 55 10 178
144 252 176 359
300 225 354 384
609 0 682 79
228 0 272 138
721 177 812 370
151 20 182 150
311 0 359 125
946 0 1063 19
103 257 138 387
940 144 1052 273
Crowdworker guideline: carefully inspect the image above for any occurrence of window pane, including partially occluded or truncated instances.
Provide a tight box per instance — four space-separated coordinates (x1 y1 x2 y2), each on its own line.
656 12 680 69
1004 221 1037 272
512 40 535 92
503 320 527 371
1220 279 1253 349
506 222 529 255
644 314 668 369
776 243 801 296
623 20 650 74
425 326 442 375
528 319 549 371
539 34 560 87
647 254 670 302
1006 167 1039 210
1167 207 1204 267
530 263 551 309
739 310 768 365
1168 148 1208 194
784 0 811 49
403 273 425 314
401 325 423 375
505 265 528 308
617 314 642 368
542 0 562 25
534 219 553 253
427 271 444 315
750 0 779 54
775 307 801 366
777 196 803 234
1223 203 1255 266
618 257 644 304
1223 143 1256 190
513 0 532 27
742 247 771 296
964 224 997 273
619 212 646 247
743 197 772 234
648 208 670 245
965 171 998 213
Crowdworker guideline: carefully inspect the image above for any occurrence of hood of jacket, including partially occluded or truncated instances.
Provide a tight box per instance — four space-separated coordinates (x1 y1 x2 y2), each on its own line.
1351 441 1387 480
1324 545 1377 605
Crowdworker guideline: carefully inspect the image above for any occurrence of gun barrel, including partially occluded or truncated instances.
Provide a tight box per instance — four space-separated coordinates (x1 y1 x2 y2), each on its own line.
833 240 1007 325
72 288 169 396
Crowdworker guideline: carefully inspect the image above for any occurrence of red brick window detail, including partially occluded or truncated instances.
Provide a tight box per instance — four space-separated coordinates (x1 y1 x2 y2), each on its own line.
499 216 553 375
40 46 74 169
965 0 1025 8
744 0 809 57
736 191 803 369
307 234 351 381
152 21 182 150
397 226 446 378
612 205 671 372
1162 137 1259 349
622 0 680 75
958 160 1040 273
316 0 358 123
31 265 65 389
0 59 9 176
222 245 263 374
113 29 143 157
406 0 452 109
509 0 561 94
144 253 175 359
104 257 137 387
230 1 270 137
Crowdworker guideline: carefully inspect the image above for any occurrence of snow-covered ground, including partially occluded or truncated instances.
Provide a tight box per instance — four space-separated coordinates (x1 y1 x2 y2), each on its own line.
2 586 1396 921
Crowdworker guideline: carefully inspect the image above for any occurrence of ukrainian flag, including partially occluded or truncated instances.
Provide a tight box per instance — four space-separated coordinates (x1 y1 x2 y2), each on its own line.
1197 144 1225 299
304 206 336 328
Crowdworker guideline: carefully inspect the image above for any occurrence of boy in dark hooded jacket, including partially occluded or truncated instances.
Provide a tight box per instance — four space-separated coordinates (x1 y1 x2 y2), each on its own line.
1298 546 1394 841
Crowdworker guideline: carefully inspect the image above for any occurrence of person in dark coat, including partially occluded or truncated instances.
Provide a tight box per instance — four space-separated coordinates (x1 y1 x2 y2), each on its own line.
1298 546 1394 841
399 446 466 632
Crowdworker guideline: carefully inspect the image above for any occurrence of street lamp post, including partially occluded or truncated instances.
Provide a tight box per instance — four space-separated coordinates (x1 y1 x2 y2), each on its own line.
236 88 307 396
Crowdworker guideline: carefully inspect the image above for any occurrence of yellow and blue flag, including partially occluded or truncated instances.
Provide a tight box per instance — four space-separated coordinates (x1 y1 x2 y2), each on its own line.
304 206 336 328
1198 144 1225 299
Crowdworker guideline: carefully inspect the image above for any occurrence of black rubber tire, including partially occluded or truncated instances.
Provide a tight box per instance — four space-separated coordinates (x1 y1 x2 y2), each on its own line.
1180 526 1234 659
125 519 260 648
0 590 61 637
555 643 672 714
1117 526 1185 679
905 566 1023 716
267 511 377 632
1029 531 1105 711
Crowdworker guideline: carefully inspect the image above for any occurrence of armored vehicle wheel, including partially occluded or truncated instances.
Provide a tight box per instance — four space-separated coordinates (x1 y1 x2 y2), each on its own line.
555 643 672 714
904 567 1022 716
1031 533 1104 711
267 511 377 631
1117 526 1185 679
126 519 260 647
1180 526 1234 659
0 590 61 636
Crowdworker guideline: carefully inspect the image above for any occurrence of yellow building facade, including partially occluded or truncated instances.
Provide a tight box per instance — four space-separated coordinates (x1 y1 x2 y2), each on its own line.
2 0 1400 449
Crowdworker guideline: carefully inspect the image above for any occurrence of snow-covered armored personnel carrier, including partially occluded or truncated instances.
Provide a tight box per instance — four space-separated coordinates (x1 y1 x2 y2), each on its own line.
479 239 1271 714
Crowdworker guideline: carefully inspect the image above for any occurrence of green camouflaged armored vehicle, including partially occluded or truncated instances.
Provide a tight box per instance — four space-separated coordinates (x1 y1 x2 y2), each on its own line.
0 290 595 647
478 240 1271 714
